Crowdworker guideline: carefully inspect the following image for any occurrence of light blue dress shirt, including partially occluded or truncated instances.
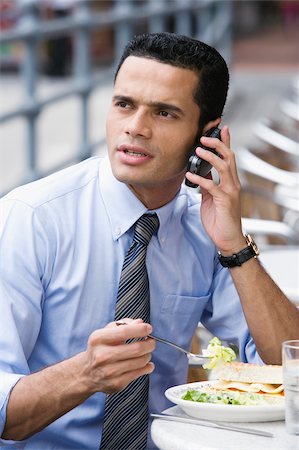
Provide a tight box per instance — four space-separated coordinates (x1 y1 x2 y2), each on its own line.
0 156 262 449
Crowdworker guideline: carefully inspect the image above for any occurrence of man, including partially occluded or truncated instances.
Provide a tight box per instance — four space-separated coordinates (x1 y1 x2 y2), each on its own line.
0 32 298 449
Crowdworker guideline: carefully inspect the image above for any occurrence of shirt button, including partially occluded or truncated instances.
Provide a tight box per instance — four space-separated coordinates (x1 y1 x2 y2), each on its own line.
115 227 121 236
160 237 165 243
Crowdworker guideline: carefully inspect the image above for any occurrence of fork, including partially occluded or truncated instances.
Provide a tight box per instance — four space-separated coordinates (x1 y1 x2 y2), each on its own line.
115 322 209 363
148 334 209 362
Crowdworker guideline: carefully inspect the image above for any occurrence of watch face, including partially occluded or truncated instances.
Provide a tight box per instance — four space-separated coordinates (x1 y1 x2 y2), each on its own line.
245 234 260 256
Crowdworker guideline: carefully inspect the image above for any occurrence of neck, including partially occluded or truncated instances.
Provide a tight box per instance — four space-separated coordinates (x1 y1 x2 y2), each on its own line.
128 183 182 210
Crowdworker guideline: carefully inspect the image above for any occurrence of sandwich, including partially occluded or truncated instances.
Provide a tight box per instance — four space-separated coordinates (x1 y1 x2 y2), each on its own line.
211 361 284 396
182 362 284 406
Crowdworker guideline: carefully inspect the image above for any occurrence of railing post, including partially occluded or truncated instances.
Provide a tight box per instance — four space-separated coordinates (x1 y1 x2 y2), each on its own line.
216 0 232 65
174 0 192 36
19 0 39 181
73 0 91 160
114 0 134 64
195 0 213 44
148 0 166 33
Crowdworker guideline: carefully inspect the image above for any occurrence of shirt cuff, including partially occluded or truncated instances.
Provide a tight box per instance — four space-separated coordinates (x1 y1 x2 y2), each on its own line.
0 372 25 440
243 338 264 365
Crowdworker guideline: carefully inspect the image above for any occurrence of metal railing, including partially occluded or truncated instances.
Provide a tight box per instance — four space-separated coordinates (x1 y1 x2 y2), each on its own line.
0 0 232 195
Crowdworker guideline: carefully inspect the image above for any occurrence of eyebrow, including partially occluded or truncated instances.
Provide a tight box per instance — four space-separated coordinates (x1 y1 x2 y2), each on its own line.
112 95 184 116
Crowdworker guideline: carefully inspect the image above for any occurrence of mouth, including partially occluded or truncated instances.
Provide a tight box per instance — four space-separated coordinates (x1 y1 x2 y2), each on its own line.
124 150 146 157
116 144 153 166
117 144 152 158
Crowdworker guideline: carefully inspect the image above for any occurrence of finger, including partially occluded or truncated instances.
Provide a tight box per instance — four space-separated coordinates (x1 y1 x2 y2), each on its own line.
116 318 144 324
194 147 235 190
221 126 241 187
200 125 230 160
90 322 153 346
195 146 225 171
100 352 154 380
120 360 155 380
220 125 230 148
102 338 156 365
106 318 143 329
228 151 242 189
104 362 155 394
185 171 220 195
202 126 241 188
88 337 155 383
199 171 213 197
194 144 241 194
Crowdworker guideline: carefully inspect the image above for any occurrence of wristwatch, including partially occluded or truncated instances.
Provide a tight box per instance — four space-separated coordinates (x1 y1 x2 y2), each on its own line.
218 234 259 268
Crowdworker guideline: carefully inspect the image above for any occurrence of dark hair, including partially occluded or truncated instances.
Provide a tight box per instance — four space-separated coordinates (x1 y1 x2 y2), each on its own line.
115 32 229 131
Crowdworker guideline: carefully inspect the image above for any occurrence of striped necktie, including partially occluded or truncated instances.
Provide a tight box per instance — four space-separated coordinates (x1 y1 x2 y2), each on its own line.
100 213 159 450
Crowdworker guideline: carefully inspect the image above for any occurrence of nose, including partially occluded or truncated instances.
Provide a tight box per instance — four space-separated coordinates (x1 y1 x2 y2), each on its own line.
124 110 151 139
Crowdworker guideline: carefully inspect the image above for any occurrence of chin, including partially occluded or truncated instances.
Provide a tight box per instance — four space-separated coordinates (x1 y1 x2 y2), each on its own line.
110 164 141 185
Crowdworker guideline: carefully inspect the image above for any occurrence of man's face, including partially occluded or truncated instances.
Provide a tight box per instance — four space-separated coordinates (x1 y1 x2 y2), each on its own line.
106 56 200 205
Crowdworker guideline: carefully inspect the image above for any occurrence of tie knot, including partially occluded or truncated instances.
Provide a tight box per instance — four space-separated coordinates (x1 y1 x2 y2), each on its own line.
133 213 159 246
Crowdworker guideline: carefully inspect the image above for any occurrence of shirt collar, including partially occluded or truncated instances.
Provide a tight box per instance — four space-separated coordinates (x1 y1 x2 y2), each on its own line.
98 156 180 244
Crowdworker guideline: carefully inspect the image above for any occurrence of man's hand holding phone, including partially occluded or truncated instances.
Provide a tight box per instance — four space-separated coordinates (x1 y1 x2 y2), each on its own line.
185 127 222 186
185 126 246 255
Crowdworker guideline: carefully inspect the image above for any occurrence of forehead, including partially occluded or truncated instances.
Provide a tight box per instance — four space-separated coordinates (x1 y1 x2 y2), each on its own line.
114 56 199 107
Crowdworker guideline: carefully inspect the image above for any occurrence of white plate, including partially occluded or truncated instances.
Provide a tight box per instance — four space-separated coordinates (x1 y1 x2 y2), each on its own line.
165 381 285 422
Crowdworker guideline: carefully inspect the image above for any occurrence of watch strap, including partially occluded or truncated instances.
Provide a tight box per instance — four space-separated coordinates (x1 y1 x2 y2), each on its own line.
218 234 259 268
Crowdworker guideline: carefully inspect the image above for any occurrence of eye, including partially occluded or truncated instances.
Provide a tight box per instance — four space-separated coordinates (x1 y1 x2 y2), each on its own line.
158 110 173 118
115 101 130 108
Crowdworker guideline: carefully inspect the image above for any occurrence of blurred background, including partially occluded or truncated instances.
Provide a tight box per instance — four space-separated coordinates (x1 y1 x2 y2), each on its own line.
0 0 298 239
0 0 298 379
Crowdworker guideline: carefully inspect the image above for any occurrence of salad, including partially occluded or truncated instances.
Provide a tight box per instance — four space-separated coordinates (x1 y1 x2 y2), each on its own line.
182 388 282 406
202 337 236 369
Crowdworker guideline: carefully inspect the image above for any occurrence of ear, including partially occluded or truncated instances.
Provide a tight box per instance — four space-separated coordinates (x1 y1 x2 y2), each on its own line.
202 118 221 134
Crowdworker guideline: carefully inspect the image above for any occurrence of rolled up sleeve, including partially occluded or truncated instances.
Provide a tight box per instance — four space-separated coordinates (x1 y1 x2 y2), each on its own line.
201 255 263 364
0 373 25 437
0 199 47 438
